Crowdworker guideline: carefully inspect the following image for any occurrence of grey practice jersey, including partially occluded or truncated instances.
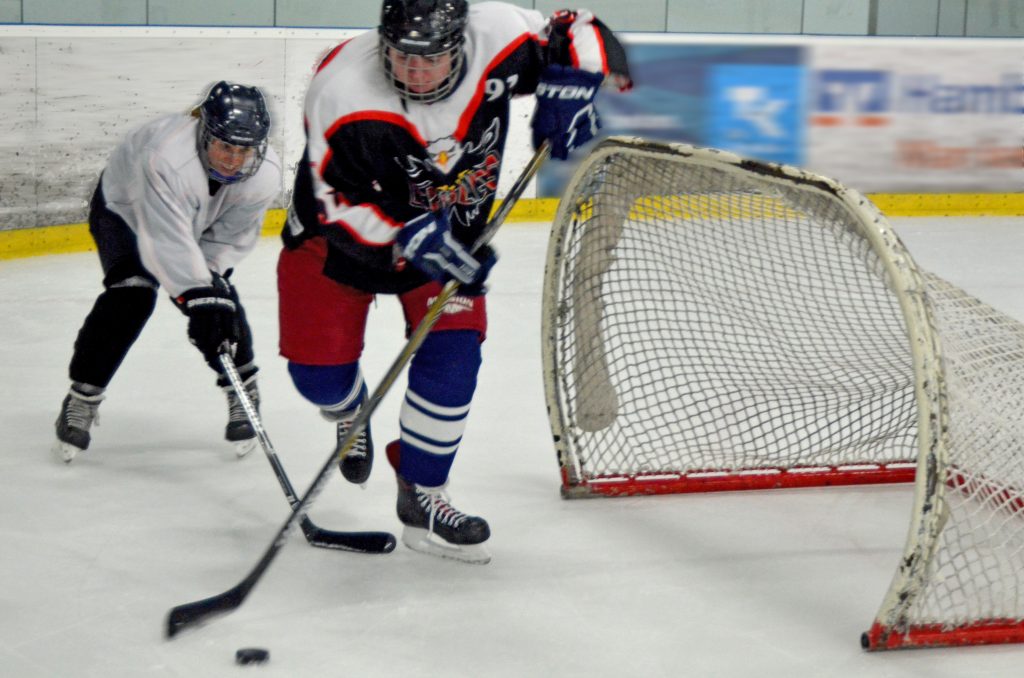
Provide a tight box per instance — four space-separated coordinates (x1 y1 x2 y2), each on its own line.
101 113 281 297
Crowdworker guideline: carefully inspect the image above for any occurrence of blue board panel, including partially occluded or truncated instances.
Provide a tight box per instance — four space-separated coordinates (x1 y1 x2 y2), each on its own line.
537 42 807 196
708 64 805 165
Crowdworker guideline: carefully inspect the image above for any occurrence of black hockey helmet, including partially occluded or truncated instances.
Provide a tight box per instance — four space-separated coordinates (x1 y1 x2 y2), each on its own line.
196 81 270 184
379 0 468 103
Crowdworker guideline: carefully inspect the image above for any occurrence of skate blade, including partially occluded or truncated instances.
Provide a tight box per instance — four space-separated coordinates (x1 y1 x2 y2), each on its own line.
52 440 82 464
339 471 370 490
233 438 258 458
401 526 491 565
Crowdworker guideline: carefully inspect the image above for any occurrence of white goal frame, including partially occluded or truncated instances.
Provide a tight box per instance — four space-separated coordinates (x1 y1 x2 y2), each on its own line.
541 136 1024 649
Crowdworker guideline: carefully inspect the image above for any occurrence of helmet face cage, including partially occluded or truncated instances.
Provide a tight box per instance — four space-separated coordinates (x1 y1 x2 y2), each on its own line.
197 81 271 184
378 0 468 104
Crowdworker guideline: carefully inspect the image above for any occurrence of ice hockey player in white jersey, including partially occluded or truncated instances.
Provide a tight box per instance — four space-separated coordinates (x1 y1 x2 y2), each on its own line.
53 81 281 463
278 0 631 563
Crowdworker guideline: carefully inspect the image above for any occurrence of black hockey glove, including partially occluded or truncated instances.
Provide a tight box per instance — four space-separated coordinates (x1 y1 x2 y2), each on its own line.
531 65 604 160
396 210 496 292
175 275 239 363
458 244 497 296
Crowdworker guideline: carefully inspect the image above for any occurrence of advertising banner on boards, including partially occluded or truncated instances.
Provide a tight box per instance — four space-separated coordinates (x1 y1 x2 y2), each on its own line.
536 36 1021 197
807 42 1022 192
536 40 806 197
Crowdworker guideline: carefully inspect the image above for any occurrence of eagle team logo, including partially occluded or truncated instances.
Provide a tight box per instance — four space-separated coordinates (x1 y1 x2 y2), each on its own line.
397 119 502 227
423 136 465 174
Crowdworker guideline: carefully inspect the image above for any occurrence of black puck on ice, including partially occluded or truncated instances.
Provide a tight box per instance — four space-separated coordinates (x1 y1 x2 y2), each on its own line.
235 647 270 665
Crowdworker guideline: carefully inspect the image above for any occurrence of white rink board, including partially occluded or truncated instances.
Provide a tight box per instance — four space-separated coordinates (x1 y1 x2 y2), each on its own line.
0 27 355 229
0 25 538 231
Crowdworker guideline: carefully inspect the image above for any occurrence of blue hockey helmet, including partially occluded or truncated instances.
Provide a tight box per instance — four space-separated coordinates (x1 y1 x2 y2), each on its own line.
196 81 270 184
379 0 468 103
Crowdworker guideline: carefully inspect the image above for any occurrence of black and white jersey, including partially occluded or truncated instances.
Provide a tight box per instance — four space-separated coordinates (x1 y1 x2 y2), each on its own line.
101 113 282 297
288 2 630 294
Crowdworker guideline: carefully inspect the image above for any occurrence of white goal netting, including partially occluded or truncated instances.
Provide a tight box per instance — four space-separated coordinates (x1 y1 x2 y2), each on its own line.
542 137 1024 648
872 275 1024 648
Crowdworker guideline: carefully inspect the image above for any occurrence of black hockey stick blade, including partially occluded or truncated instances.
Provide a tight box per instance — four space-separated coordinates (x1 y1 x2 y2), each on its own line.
300 516 396 553
218 353 396 554
166 532 397 634
167 580 247 638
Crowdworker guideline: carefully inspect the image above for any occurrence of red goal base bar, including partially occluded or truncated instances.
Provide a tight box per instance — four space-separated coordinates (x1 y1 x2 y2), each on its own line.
561 463 916 498
862 619 1024 650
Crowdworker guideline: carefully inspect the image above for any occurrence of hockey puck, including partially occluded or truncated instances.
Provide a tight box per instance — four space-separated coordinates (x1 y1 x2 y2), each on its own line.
235 647 270 665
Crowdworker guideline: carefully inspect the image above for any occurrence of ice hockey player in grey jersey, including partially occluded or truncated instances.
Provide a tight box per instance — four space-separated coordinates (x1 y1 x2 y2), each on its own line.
53 81 281 463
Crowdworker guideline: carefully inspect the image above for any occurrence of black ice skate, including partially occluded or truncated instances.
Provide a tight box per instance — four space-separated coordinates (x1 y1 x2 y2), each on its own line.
53 388 105 463
223 374 259 457
386 441 491 564
322 404 374 485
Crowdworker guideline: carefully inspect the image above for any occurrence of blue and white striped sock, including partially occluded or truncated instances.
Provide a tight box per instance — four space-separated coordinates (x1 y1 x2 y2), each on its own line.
398 389 471 486
397 330 482 487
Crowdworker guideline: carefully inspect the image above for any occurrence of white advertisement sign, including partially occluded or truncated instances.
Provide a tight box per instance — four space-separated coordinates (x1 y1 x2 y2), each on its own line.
807 40 1022 193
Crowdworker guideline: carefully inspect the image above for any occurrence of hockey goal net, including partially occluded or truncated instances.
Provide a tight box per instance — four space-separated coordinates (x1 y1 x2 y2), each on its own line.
542 137 1024 649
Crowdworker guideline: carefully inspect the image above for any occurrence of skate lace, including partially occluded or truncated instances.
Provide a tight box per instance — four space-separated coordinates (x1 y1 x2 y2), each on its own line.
416 487 467 531
227 384 258 424
336 419 368 459
64 395 101 430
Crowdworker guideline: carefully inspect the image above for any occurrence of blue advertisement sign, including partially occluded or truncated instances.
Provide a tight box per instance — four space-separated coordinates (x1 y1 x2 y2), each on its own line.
815 70 891 114
812 68 1022 117
708 64 804 165
536 42 807 197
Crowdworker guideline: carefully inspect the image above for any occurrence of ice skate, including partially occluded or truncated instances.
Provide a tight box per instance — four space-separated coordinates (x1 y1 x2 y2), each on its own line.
323 404 374 485
53 388 104 463
223 374 259 457
386 441 491 564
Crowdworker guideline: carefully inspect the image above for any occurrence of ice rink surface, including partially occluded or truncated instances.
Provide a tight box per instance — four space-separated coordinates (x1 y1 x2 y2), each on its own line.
1 216 1023 677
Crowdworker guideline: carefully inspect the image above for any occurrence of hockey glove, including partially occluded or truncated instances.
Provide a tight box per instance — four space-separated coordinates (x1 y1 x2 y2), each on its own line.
175 275 239 363
396 211 495 291
458 244 497 296
531 65 604 160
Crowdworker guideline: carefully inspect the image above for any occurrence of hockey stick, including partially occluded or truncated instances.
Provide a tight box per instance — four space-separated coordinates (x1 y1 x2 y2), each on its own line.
166 142 550 639
219 353 396 554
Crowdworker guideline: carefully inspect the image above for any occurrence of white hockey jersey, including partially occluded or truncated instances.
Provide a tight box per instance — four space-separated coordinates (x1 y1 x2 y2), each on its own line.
101 113 281 297
287 2 630 294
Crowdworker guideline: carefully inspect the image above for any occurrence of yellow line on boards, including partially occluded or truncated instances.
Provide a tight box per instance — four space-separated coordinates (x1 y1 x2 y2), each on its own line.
1 194 1021 261
868 193 1024 217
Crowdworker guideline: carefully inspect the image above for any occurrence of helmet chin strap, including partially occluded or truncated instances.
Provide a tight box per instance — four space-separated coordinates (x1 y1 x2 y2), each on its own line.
208 167 244 185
